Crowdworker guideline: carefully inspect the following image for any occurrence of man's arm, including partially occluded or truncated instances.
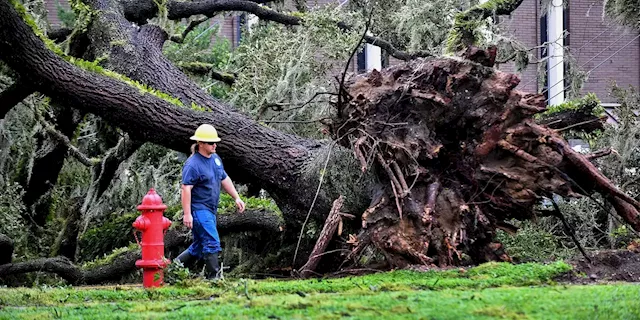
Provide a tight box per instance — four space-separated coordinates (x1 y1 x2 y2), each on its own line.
221 177 245 213
181 184 194 229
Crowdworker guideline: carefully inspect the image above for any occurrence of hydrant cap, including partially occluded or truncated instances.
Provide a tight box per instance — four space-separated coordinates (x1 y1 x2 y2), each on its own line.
137 188 168 210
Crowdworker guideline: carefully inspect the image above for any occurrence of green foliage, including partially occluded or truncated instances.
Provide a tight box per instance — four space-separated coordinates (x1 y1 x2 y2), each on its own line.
604 0 640 30
77 212 138 262
55 0 76 28
163 259 198 287
497 221 575 263
384 0 459 54
445 0 506 53
227 6 362 138
163 22 232 99
0 181 27 250
82 144 184 234
609 225 639 248
217 193 282 216
536 92 604 118
81 244 138 270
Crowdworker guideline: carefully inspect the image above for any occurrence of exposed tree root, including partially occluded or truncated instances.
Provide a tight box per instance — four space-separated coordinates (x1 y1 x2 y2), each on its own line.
329 46 640 268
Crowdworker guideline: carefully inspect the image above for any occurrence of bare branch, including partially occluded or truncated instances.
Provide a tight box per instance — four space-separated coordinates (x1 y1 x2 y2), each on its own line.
0 80 34 119
122 0 428 62
93 134 143 198
300 195 345 278
0 256 83 284
584 148 613 160
38 115 100 167
170 16 211 43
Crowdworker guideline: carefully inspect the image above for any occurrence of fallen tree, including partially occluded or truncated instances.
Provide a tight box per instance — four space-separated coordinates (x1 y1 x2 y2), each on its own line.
0 0 639 283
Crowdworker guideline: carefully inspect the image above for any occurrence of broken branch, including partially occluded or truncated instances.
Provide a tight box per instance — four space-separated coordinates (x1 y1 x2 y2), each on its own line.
300 196 345 278
170 16 211 43
39 116 101 167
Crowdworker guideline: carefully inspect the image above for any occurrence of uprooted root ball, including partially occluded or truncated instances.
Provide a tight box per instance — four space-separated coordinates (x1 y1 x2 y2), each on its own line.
328 47 640 268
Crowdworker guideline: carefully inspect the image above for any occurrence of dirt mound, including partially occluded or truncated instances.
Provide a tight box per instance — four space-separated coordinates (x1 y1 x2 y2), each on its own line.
559 249 640 283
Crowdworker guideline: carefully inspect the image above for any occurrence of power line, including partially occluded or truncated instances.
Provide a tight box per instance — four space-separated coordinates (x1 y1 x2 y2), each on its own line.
521 23 617 89
545 33 640 104
541 32 628 97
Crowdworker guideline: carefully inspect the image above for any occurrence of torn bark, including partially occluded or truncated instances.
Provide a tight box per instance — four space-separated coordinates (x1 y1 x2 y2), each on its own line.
300 196 344 278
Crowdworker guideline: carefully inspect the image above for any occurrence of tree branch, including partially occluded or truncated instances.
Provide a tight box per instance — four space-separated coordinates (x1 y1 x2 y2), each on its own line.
94 134 143 198
122 0 428 61
300 196 344 278
447 0 525 53
0 80 34 119
169 16 211 43
177 61 236 85
48 27 72 43
217 209 285 234
585 148 613 160
37 115 100 167
166 0 300 24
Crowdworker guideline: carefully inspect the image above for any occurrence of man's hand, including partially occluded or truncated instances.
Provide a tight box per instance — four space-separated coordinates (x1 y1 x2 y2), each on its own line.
235 197 246 213
183 213 193 229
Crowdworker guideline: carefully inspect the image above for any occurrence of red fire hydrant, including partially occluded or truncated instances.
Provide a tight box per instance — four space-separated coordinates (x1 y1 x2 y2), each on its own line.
133 188 172 288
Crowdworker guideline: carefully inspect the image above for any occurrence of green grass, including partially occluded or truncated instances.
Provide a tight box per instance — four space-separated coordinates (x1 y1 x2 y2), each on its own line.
1 261 638 319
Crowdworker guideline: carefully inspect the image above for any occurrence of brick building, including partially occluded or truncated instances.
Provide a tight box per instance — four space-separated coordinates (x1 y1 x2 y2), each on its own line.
499 0 640 105
46 0 639 105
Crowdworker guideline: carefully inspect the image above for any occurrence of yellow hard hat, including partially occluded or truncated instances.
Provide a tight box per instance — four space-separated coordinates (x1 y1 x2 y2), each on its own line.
190 124 221 142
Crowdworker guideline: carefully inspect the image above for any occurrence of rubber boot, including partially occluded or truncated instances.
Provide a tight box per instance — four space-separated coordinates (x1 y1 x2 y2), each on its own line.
204 253 221 280
175 249 196 267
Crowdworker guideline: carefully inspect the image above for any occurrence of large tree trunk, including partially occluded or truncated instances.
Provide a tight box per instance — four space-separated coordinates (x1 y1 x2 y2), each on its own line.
0 1 367 230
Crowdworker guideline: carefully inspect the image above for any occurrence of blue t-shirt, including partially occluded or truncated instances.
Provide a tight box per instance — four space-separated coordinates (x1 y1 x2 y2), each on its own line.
181 152 228 213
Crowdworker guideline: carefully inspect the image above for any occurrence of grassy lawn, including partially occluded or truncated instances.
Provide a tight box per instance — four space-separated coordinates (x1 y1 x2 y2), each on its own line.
0 261 638 319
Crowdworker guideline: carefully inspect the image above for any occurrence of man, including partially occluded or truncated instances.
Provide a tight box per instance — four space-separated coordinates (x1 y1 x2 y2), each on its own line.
174 124 245 280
